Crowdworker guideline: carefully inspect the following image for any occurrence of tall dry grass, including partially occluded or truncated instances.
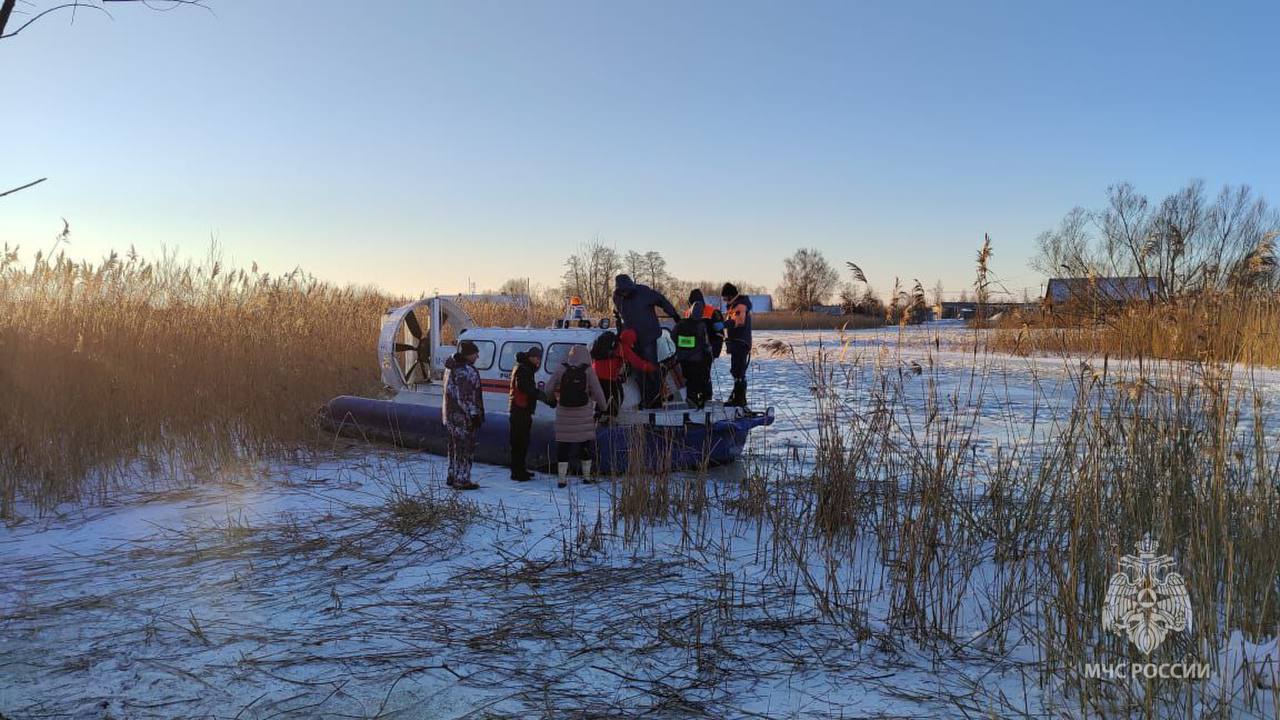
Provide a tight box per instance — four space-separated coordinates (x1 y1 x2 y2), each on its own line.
594 328 1280 716
990 295 1280 366
796 342 1279 716
0 243 394 516
753 311 884 331
456 297 562 331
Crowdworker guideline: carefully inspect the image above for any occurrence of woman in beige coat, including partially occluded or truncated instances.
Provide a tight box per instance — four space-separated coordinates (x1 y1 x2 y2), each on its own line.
545 344 608 487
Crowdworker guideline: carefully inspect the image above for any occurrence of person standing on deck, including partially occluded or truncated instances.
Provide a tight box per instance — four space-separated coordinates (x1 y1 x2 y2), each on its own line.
546 344 608 488
720 284 753 408
508 345 549 482
442 340 485 490
611 274 679 408
677 288 724 408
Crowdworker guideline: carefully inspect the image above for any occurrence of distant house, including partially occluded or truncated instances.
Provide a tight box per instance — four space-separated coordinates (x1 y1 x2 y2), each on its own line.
939 301 1035 321
1043 277 1161 312
938 302 972 320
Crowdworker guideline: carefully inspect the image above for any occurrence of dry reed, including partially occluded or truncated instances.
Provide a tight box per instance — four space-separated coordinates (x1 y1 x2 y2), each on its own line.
0 243 394 516
989 295 1280 366
752 311 884 331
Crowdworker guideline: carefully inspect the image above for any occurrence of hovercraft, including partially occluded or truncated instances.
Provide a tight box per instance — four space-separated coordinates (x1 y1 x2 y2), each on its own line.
320 296 774 472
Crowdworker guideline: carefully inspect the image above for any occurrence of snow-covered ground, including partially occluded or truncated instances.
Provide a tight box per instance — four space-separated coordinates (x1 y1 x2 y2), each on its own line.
4 324 1279 718
0 452 1034 718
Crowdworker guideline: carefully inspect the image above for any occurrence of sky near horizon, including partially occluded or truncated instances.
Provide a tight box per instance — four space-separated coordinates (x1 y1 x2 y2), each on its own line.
3 1 1278 300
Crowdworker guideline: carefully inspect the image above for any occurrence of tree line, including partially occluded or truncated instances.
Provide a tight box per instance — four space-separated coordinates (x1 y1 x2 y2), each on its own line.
1031 181 1279 299
487 239 941 325
504 239 766 313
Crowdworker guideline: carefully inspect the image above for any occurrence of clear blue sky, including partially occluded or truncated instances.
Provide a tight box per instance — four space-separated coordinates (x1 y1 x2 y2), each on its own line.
3 0 1278 299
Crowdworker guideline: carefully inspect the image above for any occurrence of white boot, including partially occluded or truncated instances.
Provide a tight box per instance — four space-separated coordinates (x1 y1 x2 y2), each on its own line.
581 460 595 484
557 461 569 488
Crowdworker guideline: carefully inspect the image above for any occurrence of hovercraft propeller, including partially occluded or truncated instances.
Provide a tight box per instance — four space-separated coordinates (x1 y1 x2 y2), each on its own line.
393 308 431 384
378 297 475 391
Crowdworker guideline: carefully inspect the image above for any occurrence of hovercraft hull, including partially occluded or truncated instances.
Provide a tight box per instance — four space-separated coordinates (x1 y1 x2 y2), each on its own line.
320 395 772 473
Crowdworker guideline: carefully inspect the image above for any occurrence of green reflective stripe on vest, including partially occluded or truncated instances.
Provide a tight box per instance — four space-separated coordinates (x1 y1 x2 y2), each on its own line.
677 335 697 348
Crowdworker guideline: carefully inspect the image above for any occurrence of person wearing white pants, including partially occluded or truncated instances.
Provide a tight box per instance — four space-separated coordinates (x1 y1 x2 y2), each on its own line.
545 345 608 488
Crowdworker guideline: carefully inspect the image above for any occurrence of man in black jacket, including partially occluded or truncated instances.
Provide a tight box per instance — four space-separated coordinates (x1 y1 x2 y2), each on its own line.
612 274 679 408
508 346 548 481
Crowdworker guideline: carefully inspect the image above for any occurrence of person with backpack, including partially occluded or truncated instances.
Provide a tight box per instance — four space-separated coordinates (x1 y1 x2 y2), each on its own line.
590 328 656 415
442 340 485 490
676 289 725 408
546 344 608 487
508 345 550 482
721 283 753 407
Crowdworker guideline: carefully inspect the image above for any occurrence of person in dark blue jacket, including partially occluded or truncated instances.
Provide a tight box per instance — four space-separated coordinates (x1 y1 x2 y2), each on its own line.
612 274 679 407
720 283 752 407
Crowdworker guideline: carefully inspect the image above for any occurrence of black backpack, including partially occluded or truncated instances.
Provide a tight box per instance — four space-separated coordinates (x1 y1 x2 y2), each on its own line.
559 364 590 407
673 317 709 361
590 331 619 361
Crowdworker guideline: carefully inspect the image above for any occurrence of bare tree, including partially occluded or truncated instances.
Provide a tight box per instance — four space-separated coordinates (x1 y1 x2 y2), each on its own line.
498 277 530 297
838 282 857 313
837 282 883 317
668 277 766 304
1030 206 1092 277
561 239 621 311
1200 185 1274 293
859 286 884 316
623 250 673 296
1031 181 1280 298
778 247 840 311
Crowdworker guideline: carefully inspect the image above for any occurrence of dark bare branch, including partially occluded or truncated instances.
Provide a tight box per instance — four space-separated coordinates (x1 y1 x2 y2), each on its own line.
0 177 47 198
0 1 110 37
0 0 210 39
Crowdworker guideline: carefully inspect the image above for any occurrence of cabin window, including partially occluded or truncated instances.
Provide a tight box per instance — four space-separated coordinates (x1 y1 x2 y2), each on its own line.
465 340 496 370
544 343 586 373
498 341 542 372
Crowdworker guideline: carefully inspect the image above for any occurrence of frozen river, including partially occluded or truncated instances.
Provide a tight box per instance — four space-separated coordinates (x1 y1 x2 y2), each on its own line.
4 324 1279 718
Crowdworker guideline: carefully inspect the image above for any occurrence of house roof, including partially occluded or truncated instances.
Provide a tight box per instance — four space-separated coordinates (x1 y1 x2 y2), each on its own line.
1044 276 1161 304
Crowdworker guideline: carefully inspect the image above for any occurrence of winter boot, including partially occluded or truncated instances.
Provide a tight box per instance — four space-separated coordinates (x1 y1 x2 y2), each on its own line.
581 460 596 485
557 461 569 488
727 380 748 407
